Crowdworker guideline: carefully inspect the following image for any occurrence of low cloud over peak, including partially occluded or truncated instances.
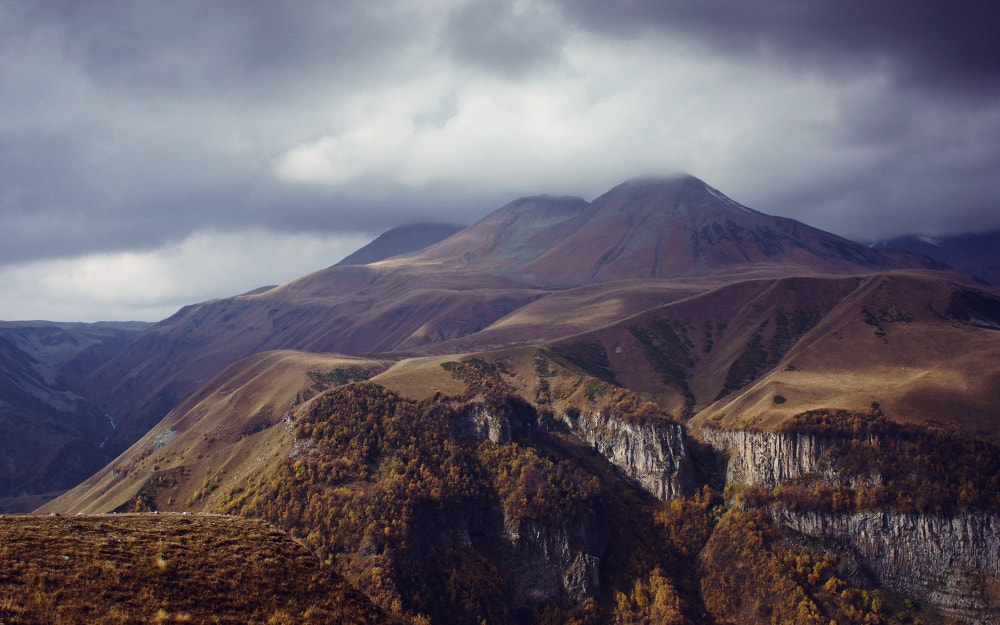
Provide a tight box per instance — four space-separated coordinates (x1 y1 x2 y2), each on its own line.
1 0 998 321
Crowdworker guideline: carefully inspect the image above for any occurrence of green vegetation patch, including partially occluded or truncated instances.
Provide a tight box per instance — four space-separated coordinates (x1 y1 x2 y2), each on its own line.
219 383 604 623
627 321 696 417
441 358 514 395
701 508 923 625
548 340 618 384
307 365 386 391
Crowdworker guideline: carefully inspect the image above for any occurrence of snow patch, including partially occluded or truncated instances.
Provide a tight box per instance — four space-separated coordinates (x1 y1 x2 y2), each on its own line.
917 234 943 247
706 185 753 214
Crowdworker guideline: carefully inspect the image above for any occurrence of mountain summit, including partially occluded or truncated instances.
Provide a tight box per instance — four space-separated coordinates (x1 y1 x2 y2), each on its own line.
402 175 912 286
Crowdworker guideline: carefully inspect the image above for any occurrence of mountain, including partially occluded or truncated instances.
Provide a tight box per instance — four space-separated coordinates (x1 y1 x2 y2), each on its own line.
41 174 1000 624
334 222 466 266
0 321 149 507
78 176 932 456
403 176 916 284
873 229 1000 285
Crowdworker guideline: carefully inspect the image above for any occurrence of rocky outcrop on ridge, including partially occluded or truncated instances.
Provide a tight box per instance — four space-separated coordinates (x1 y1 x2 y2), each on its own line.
700 426 830 489
774 508 1000 624
565 409 692 501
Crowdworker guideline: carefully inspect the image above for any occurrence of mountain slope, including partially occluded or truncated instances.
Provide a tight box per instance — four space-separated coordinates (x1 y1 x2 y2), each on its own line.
874 229 1000 285
397 176 918 285
0 321 148 502
335 222 465 266
41 174 1000 624
80 176 931 458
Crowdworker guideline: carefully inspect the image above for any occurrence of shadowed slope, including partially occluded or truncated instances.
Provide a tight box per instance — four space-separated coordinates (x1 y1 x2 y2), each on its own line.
0 322 148 500
874 229 1000 285
335 222 465 266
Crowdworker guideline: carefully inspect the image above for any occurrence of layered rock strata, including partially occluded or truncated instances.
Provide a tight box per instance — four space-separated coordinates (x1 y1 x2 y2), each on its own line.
565 410 691 500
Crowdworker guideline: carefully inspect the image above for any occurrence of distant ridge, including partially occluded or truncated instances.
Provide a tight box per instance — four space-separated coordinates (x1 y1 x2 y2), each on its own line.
873 229 1000 285
335 222 465 266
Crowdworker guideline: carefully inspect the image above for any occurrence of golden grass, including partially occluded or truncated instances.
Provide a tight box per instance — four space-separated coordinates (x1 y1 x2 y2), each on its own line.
0 513 389 624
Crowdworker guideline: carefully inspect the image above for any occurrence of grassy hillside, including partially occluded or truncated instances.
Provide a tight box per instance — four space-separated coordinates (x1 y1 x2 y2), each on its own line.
0 513 390 624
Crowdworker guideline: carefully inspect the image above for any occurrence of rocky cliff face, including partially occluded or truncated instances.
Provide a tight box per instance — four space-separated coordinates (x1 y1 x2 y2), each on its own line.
501 514 603 609
773 508 1000 624
701 424 1000 623
455 397 605 609
456 395 535 444
565 410 691 500
700 426 830 489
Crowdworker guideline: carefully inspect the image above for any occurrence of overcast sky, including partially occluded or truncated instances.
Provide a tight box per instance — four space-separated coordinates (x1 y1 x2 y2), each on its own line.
2 1 999 322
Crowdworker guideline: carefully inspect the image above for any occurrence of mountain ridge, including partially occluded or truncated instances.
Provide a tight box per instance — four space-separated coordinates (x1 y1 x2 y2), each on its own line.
334 222 466 267
389 175 924 286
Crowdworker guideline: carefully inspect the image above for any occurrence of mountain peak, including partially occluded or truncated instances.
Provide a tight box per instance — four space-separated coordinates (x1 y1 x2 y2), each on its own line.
399 176 914 285
335 222 465 266
510 175 906 284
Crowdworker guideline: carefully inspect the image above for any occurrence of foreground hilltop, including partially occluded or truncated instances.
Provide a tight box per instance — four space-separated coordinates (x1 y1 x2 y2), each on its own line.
0 513 391 624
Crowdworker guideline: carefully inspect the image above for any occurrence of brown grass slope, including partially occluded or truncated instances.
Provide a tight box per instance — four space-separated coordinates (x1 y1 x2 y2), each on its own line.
42 353 941 625
85 266 544 456
693 270 1000 435
533 269 1000 435
42 350 389 516
0 513 390 624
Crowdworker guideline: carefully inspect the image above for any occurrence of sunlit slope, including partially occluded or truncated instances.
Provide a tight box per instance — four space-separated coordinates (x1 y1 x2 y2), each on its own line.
80 175 933 469
692 271 1000 434
42 350 389 515
542 269 1000 434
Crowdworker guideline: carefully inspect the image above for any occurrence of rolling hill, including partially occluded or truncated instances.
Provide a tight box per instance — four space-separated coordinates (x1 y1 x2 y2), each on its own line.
76 175 933 458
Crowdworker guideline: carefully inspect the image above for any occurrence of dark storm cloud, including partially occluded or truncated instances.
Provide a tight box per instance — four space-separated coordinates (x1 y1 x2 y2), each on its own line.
554 0 1000 93
547 0 1000 239
442 0 566 78
0 0 449 264
2 0 999 321
19 0 403 98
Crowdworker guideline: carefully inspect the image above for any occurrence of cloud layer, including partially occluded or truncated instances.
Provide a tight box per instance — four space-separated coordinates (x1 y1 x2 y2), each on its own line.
2 0 998 320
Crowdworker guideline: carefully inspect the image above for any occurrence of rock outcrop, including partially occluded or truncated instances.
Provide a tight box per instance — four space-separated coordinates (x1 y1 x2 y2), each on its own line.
773 508 1000 624
456 395 536 444
501 514 603 609
701 423 1000 623
700 426 830 489
565 410 691 500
